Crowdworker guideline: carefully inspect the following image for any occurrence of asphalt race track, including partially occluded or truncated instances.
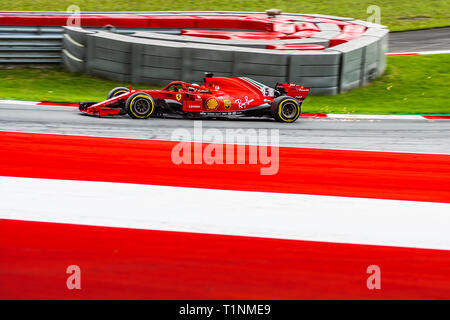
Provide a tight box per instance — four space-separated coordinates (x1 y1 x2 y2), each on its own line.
1 102 449 154
388 27 450 52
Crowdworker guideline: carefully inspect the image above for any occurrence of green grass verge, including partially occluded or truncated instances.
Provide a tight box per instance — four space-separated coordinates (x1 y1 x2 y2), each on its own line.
0 0 449 31
0 68 153 102
0 54 448 114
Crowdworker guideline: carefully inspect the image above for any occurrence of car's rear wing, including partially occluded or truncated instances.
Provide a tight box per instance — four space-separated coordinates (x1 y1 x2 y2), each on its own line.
275 83 310 101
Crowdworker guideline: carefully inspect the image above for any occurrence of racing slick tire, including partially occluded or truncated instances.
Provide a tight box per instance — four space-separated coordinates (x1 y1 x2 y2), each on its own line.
125 92 155 119
271 96 301 123
107 87 129 100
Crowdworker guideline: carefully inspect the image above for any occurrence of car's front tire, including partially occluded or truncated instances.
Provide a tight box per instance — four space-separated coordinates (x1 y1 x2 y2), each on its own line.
271 96 301 123
125 92 155 119
107 87 129 100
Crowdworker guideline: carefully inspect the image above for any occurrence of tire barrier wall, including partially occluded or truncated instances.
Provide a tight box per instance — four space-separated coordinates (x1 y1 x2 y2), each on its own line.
0 25 174 64
0 11 388 95
65 25 387 95
0 26 63 63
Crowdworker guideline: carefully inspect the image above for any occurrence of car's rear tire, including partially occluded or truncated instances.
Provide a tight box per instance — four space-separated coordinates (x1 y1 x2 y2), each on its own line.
125 92 155 119
271 96 301 123
107 87 129 100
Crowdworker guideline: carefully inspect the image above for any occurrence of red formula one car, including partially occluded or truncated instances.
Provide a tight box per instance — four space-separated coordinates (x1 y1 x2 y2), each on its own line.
79 73 310 123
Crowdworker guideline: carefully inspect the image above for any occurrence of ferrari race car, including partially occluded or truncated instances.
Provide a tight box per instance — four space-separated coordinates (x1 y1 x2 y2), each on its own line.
79 73 310 123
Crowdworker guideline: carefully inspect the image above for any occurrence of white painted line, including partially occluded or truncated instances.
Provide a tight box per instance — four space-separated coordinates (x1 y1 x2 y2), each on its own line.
326 113 425 120
0 100 76 111
0 100 39 105
62 49 84 62
1 176 450 250
387 50 450 56
417 50 450 55
63 33 84 47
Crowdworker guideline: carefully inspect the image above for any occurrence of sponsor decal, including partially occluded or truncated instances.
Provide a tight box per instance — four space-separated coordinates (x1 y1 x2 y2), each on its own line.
224 100 231 109
176 94 182 101
234 96 255 109
206 98 219 110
